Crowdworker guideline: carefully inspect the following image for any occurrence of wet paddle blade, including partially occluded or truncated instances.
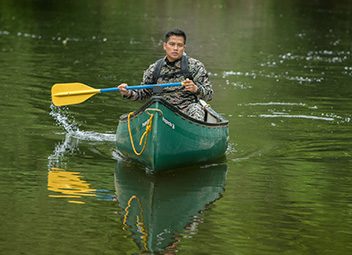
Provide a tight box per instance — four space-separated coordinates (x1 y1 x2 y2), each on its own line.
51 82 100 106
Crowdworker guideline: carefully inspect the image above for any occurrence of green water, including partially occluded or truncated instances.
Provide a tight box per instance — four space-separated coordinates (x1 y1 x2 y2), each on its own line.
1 1 351 254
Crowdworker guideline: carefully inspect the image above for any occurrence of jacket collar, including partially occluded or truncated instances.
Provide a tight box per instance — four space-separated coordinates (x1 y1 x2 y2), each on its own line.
164 56 182 68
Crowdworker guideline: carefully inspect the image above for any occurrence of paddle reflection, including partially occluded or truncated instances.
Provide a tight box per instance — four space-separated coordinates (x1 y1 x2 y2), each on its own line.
47 133 115 204
114 161 227 254
47 168 96 204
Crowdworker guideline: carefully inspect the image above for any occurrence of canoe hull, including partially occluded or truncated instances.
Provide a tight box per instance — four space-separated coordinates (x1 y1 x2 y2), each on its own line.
116 97 229 172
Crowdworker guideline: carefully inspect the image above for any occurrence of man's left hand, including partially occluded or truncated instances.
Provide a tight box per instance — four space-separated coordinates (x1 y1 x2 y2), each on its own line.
183 79 198 93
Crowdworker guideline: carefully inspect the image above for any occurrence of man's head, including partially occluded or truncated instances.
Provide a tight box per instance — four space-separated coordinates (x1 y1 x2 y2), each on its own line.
164 29 187 44
163 29 187 62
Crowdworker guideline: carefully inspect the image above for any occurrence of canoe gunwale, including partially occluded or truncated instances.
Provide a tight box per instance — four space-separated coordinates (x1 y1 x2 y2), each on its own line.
119 96 229 127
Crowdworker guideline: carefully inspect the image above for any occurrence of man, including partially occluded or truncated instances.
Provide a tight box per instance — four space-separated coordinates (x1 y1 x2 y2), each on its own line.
118 29 213 121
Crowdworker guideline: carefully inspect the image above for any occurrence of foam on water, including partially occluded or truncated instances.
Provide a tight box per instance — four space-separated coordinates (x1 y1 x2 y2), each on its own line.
47 131 115 170
49 104 79 133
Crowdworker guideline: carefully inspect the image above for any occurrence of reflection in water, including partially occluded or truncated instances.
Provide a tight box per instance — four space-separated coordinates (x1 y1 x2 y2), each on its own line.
114 161 227 254
47 132 90 204
47 124 115 204
48 168 96 204
0 0 350 253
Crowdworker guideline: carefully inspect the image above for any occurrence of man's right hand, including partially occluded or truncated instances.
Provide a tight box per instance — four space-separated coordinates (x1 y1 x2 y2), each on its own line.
118 83 131 96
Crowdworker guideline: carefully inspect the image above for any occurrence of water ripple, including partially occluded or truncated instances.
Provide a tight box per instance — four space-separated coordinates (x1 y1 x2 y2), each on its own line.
257 114 334 121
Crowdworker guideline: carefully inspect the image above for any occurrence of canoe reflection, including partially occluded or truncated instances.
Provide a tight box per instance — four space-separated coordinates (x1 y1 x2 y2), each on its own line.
114 161 227 254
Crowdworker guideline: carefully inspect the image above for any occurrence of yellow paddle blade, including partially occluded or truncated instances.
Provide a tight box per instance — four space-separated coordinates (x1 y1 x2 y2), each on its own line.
51 82 100 106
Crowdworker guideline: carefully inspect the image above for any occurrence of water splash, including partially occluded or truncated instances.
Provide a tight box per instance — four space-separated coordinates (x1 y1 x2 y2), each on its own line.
49 104 116 142
49 104 79 133
225 142 236 155
48 104 116 169
48 133 81 170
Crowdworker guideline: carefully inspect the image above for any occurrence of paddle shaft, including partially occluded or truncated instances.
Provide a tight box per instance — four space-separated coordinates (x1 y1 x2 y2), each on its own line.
53 82 183 97
100 82 183 93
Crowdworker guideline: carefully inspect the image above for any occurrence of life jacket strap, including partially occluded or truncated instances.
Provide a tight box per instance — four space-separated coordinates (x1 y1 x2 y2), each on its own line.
151 55 192 84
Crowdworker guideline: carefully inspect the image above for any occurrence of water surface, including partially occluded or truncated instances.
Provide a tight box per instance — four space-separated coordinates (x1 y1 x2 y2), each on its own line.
0 1 351 254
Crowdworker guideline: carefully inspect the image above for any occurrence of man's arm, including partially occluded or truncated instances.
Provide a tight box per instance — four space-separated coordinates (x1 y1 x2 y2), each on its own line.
120 63 155 100
190 59 213 101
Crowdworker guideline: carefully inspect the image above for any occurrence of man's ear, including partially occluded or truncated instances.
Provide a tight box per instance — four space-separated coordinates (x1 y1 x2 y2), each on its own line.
163 42 167 51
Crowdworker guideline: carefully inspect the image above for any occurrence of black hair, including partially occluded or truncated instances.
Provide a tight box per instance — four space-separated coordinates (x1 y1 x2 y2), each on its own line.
164 29 187 44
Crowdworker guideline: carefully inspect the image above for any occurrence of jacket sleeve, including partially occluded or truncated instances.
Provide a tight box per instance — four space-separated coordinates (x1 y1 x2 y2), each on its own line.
191 60 213 102
124 63 155 100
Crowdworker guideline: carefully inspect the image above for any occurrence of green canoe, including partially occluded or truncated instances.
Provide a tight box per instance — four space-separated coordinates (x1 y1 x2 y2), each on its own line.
114 161 227 253
116 96 229 173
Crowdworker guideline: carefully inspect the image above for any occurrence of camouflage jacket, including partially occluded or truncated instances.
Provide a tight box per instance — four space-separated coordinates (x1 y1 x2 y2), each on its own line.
125 55 213 110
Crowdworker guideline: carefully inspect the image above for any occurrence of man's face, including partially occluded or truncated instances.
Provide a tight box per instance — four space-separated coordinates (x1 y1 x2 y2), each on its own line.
163 35 185 62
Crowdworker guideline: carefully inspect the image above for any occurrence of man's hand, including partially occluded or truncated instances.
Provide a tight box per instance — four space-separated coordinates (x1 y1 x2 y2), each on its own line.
118 83 131 96
183 78 198 93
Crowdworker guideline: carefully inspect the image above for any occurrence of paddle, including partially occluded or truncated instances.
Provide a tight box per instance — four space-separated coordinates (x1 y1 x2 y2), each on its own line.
51 82 183 106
